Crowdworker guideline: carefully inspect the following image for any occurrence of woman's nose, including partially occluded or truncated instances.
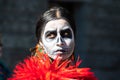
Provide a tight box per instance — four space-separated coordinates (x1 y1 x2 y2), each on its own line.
56 36 64 46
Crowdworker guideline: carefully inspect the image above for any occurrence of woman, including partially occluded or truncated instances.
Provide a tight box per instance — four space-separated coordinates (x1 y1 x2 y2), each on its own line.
8 7 97 80
34 6 75 61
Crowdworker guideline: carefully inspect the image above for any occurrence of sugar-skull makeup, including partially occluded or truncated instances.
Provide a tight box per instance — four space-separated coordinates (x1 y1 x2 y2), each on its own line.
40 19 75 60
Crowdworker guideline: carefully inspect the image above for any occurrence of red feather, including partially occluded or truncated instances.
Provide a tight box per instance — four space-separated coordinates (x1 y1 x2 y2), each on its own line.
8 53 97 80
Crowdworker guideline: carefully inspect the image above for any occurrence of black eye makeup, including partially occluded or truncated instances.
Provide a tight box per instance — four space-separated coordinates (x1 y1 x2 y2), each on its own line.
45 31 57 39
61 29 72 38
45 28 72 41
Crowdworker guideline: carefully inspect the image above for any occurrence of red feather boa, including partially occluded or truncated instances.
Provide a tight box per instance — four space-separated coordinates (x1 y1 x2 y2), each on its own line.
8 53 97 80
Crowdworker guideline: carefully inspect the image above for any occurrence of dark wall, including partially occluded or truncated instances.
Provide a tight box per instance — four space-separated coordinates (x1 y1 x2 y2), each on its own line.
0 0 47 69
74 1 120 80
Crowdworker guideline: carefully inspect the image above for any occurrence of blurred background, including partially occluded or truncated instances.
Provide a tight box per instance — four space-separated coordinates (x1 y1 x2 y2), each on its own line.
0 0 120 80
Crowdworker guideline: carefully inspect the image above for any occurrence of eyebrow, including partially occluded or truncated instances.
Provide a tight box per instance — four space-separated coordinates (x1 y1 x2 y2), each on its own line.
45 30 56 35
61 28 71 33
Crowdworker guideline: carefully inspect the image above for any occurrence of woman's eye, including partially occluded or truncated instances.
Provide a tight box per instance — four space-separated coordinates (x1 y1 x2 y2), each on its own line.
61 31 72 38
64 32 69 36
47 33 56 39
61 29 72 38
62 32 71 38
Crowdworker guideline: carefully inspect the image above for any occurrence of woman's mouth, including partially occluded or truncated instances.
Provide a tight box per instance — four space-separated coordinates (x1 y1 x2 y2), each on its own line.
55 49 66 54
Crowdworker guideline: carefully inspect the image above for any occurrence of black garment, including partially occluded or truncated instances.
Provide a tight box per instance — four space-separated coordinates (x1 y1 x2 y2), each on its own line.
0 63 10 80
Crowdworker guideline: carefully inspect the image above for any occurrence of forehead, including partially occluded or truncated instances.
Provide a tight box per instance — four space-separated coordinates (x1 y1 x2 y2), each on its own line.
44 19 71 31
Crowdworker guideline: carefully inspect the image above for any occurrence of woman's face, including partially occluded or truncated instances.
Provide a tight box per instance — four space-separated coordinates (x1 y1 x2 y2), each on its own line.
40 19 75 60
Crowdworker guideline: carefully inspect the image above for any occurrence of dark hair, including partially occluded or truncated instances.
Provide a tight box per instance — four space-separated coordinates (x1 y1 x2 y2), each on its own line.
36 6 76 42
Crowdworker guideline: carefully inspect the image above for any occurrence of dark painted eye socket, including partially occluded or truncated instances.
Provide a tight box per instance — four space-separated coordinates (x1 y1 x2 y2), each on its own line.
46 31 57 39
45 29 72 40
61 29 72 38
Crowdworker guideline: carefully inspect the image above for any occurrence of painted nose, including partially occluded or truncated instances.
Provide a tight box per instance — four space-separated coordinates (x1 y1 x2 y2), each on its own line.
56 36 64 46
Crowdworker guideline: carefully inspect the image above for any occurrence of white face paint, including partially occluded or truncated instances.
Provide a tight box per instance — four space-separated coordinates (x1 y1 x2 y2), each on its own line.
40 19 75 60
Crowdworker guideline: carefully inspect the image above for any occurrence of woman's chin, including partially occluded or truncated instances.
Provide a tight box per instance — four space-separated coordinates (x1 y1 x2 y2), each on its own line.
57 54 70 60
48 53 71 60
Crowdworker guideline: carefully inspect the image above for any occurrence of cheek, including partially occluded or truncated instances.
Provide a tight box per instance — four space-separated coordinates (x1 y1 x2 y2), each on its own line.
42 37 56 52
65 38 75 47
42 40 51 50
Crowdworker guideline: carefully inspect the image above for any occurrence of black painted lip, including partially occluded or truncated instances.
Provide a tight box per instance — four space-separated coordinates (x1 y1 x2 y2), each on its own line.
54 49 67 54
56 49 65 52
